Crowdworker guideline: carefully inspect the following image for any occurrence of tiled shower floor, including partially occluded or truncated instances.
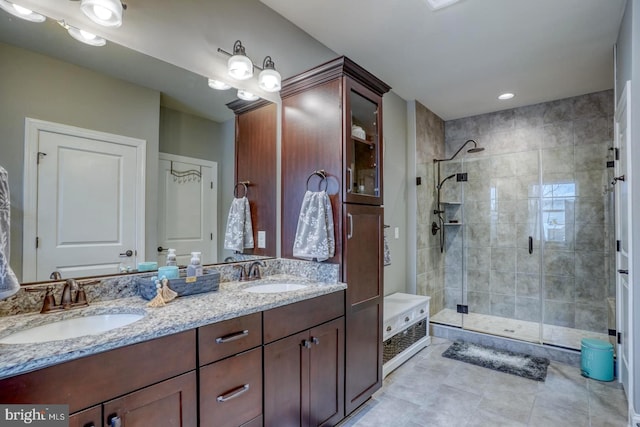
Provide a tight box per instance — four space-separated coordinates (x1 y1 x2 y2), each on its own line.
431 308 612 350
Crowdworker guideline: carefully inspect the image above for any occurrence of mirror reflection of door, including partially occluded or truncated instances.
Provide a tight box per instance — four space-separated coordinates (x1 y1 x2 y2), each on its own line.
157 154 217 266
24 118 146 281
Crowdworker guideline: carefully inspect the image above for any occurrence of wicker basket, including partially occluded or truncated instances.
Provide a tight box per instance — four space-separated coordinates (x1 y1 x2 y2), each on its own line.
383 319 427 364
138 270 220 300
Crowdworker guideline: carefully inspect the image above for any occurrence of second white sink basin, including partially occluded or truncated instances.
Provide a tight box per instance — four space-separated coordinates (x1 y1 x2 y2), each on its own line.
244 283 308 294
0 313 145 345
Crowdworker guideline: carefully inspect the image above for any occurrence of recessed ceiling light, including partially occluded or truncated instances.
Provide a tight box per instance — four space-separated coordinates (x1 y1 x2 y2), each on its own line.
498 93 515 100
424 0 460 11
207 79 231 90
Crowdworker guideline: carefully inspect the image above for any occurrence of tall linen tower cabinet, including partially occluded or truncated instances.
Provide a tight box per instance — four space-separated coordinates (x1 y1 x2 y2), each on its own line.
281 56 390 416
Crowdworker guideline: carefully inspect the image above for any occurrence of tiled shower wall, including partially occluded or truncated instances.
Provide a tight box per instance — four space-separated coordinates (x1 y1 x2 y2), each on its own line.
415 102 446 316
439 90 614 333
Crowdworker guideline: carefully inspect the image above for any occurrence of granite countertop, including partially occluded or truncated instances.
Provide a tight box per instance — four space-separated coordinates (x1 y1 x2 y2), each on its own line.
0 274 346 380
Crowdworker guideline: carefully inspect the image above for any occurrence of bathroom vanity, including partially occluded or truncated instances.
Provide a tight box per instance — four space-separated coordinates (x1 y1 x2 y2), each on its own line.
0 267 346 427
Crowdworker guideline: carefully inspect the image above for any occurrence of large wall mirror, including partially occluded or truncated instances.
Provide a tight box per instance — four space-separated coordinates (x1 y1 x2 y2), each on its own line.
0 13 276 284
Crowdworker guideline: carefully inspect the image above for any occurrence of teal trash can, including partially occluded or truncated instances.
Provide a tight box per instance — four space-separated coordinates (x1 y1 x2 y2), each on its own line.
581 338 614 381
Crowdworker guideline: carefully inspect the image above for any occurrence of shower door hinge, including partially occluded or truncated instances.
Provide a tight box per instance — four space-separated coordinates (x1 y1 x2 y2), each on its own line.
608 329 616 337
616 240 621 252
416 177 422 186
606 161 615 168
618 332 622 345
615 148 620 160
456 304 469 314
456 173 468 182
35 237 39 249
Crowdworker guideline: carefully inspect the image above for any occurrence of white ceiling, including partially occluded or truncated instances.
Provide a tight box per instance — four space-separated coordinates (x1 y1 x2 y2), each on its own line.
6 0 627 122
261 0 626 120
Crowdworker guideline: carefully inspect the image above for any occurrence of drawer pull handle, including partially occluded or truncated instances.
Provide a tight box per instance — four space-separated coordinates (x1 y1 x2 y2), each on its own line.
217 384 250 402
215 330 249 344
312 337 320 345
386 326 392 332
405 316 410 322
302 339 312 349
108 416 121 427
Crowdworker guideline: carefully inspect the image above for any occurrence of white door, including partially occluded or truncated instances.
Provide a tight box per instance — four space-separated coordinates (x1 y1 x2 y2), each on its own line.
614 81 632 405
24 119 146 281
157 154 217 266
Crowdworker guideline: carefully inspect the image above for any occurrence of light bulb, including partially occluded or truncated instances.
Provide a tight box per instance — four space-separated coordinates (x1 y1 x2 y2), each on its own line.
228 55 253 81
92 4 113 20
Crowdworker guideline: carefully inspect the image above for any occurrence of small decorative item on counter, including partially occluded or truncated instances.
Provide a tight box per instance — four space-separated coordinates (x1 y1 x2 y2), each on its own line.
166 248 177 266
147 280 166 307
160 277 178 302
158 265 179 279
137 261 158 272
138 270 221 300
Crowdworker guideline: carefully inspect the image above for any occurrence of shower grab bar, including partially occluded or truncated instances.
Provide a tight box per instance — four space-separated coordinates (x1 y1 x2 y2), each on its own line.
528 236 533 254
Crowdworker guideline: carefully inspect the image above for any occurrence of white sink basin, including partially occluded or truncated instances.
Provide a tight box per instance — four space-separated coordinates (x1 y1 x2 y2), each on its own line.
244 283 308 294
0 313 145 344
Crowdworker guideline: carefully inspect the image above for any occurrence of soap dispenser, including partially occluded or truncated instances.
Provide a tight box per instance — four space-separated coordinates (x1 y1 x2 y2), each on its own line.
186 252 203 277
166 248 177 266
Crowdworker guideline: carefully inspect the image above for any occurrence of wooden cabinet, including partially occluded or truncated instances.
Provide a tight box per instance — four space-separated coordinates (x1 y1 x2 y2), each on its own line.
281 56 390 417
68 405 101 427
228 99 277 257
199 313 263 427
263 292 345 427
103 372 196 427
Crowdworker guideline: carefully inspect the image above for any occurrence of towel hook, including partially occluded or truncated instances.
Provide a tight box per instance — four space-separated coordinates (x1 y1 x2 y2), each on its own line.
234 181 250 198
306 170 328 192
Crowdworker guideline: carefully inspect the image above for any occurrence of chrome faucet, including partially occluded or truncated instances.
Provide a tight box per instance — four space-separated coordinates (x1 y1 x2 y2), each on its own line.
236 261 265 281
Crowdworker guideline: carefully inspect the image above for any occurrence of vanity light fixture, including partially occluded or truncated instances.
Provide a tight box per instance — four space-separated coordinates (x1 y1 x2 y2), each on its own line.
58 20 106 47
208 78 232 90
237 89 259 101
0 0 46 22
226 40 254 81
80 0 124 28
258 56 281 92
498 92 515 100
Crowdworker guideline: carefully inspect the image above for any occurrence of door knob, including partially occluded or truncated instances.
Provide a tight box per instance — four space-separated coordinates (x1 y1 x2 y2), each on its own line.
618 269 629 275
157 246 168 253
119 250 133 257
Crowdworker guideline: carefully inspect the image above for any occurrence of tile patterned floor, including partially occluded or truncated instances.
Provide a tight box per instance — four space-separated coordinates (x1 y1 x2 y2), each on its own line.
431 308 612 350
339 337 628 427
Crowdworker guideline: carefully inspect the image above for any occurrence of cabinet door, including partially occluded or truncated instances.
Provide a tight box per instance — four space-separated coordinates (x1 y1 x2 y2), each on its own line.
309 318 345 427
200 347 262 427
103 371 197 427
264 331 309 427
345 303 383 414
69 405 101 427
343 204 383 307
344 78 383 205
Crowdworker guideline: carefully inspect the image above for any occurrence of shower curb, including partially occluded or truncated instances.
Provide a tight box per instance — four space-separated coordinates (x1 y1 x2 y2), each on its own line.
431 323 581 367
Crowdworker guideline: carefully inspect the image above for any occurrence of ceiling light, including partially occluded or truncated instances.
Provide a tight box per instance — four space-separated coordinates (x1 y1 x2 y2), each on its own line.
498 92 515 100
207 79 232 90
226 40 254 81
0 0 46 22
424 0 460 11
237 89 259 101
58 20 106 46
80 0 123 28
258 56 281 92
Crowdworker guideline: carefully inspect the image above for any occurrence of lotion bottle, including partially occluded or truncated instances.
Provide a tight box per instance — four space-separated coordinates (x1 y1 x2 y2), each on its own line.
166 248 177 266
186 252 203 277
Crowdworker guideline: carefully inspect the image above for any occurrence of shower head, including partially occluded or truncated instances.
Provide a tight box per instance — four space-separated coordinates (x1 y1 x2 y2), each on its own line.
434 139 484 162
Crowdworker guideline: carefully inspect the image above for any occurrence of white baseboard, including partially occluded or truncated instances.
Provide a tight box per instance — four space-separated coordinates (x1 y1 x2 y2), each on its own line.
382 336 431 379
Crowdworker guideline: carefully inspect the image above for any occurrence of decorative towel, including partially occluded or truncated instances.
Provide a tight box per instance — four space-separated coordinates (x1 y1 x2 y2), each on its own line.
293 190 335 261
383 229 391 266
0 167 19 300
224 196 254 252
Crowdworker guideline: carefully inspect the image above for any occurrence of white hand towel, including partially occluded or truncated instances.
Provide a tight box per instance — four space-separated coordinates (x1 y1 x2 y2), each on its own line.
224 196 254 253
293 190 335 262
0 167 19 300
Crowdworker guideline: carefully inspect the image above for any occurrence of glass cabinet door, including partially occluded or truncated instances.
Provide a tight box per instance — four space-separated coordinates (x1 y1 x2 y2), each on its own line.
345 79 382 205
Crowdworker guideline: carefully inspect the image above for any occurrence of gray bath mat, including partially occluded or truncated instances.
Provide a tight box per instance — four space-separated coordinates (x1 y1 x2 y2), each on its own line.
442 341 550 381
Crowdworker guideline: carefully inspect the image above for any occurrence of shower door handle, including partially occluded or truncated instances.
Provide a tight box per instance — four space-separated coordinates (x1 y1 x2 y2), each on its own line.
528 236 533 254
618 269 629 275
347 213 354 239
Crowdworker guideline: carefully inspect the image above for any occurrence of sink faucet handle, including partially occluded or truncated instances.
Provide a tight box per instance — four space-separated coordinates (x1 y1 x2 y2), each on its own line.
49 271 62 280
248 261 265 280
235 264 248 281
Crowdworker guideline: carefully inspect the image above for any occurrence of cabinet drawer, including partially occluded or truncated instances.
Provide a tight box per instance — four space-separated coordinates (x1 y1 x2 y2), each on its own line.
199 312 262 365
200 347 262 427
263 291 345 343
69 405 101 427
